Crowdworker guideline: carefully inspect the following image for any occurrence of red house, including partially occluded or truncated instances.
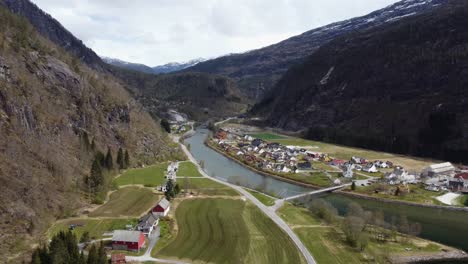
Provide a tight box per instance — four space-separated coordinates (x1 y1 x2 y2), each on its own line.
112 230 145 252
152 198 171 217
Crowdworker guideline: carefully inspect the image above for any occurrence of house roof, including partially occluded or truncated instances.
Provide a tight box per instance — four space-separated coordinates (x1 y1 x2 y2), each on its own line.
138 214 158 229
455 173 468 180
157 198 170 210
112 230 142 243
428 162 455 173
111 253 126 262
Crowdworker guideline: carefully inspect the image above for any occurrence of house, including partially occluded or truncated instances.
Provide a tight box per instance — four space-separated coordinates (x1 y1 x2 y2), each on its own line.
342 164 354 178
251 139 263 147
449 173 468 192
152 198 171 217
422 162 456 178
215 130 228 140
387 168 408 180
351 156 365 164
363 163 378 173
111 254 126 264
137 214 159 236
330 159 346 167
112 230 145 252
297 161 312 170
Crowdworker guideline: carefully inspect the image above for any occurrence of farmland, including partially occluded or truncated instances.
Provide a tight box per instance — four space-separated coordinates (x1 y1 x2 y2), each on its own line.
177 161 203 177
48 218 137 241
183 178 239 196
279 203 449 264
156 198 304 264
114 163 168 187
245 189 276 206
89 187 159 217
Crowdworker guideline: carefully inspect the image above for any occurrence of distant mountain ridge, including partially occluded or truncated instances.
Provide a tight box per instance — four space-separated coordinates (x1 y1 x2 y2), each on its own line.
253 0 468 163
184 0 450 100
102 57 206 74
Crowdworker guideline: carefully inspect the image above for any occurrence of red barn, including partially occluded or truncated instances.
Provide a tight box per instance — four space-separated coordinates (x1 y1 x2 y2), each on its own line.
112 230 145 251
152 198 171 217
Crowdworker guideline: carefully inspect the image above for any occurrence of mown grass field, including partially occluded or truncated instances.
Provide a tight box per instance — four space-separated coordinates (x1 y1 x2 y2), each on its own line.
89 187 159 217
250 132 436 171
280 203 444 264
114 163 168 187
245 189 276 206
156 198 304 264
184 178 239 196
177 161 202 177
48 218 137 241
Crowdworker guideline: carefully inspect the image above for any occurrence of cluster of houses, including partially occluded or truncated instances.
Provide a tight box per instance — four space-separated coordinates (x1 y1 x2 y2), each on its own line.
111 197 171 252
213 129 393 179
212 129 468 194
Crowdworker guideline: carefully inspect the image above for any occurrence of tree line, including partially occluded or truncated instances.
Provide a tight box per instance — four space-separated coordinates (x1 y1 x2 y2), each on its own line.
31 231 107 264
309 199 421 255
81 131 130 200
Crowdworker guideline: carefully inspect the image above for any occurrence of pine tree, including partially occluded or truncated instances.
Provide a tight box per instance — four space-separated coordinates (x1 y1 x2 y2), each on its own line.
90 139 96 151
87 244 98 264
124 150 130 169
31 249 41 264
117 147 124 170
97 242 107 264
105 148 113 170
160 119 171 133
95 151 106 168
89 159 103 192
351 181 356 191
165 179 176 200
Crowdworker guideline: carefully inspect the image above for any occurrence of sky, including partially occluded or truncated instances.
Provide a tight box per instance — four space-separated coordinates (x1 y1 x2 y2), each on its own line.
31 0 400 66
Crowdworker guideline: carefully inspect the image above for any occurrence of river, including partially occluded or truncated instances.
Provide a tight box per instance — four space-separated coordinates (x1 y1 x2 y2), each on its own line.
185 129 468 251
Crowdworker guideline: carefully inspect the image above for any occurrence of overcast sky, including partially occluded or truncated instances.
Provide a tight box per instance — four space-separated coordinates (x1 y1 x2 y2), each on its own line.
31 0 400 66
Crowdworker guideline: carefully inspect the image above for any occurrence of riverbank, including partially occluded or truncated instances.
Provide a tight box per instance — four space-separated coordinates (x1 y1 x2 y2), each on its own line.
205 139 325 190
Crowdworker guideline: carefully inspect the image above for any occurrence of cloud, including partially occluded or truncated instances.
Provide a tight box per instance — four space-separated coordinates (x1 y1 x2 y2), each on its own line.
31 0 400 65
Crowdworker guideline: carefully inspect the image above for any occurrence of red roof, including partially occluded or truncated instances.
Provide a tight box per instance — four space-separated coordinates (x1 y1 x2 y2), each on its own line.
455 173 468 180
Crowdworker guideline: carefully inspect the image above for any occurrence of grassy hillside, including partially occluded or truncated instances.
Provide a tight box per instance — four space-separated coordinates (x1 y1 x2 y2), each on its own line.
0 7 183 261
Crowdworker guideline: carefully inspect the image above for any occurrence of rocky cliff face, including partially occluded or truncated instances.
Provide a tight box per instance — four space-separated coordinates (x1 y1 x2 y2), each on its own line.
254 0 468 163
185 0 450 100
0 7 182 261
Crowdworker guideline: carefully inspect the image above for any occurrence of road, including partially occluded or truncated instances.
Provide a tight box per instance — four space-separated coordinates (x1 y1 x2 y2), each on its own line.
172 132 317 264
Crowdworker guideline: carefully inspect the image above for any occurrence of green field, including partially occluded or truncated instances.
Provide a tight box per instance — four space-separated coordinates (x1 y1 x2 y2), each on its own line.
351 184 444 206
277 203 321 226
89 187 159 217
114 163 168 187
183 178 239 196
249 133 286 140
246 189 276 206
177 161 202 177
48 218 137 241
156 198 304 264
279 203 444 264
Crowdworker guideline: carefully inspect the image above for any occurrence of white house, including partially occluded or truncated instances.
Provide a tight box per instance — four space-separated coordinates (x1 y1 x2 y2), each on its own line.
363 163 378 173
422 162 456 178
136 214 159 236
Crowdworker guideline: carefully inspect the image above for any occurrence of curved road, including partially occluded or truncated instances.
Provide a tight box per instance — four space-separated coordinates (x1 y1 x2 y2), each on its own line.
173 132 317 264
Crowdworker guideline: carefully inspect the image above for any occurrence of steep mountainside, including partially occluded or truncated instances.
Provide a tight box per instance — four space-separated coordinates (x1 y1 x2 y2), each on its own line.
185 0 450 100
0 7 183 262
254 0 468 163
109 67 249 121
1 0 243 121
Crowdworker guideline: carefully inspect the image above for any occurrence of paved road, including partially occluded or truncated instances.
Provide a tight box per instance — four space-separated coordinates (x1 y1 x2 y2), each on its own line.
173 133 317 264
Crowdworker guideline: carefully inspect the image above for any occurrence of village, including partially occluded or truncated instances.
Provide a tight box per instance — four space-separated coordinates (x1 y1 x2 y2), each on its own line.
211 127 468 205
